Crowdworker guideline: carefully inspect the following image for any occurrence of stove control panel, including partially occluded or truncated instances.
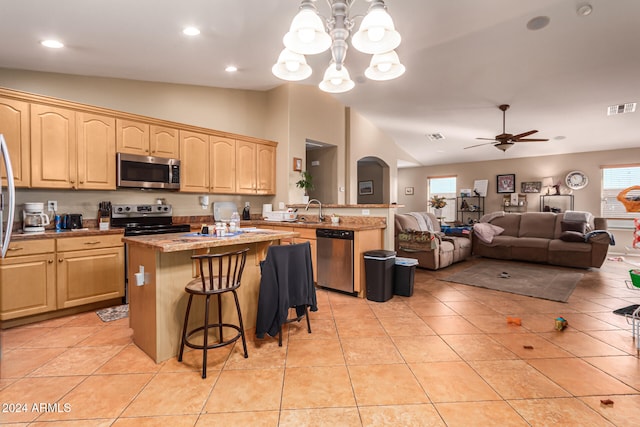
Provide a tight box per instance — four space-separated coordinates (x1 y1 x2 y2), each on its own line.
111 204 172 218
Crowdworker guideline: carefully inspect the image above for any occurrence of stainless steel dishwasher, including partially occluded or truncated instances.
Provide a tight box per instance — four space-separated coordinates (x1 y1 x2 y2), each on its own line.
316 228 355 293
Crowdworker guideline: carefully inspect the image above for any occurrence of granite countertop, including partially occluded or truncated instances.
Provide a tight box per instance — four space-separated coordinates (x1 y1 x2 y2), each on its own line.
10 227 124 241
122 228 297 253
244 219 385 231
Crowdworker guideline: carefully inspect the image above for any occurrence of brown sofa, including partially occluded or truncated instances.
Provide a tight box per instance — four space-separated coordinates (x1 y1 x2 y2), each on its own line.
394 212 472 270
472 212 611 268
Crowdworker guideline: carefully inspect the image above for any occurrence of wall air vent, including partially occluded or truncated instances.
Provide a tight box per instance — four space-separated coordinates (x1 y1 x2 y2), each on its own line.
607 102 636 116
426 133 445 141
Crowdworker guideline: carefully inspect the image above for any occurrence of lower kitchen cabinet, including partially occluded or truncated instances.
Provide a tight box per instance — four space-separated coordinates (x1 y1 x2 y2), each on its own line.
0 240 56 321
0 234 124 323
56 235 124 309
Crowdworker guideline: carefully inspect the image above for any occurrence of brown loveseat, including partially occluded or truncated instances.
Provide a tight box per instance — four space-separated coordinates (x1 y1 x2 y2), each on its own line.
472 212 611 268
394 212 472 270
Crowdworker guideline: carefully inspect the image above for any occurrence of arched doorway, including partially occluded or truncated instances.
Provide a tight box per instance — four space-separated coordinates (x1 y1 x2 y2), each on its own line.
357 157 390 204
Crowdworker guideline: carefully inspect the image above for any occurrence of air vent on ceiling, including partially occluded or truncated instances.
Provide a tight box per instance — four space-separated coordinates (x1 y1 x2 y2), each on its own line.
426 133 445 141
607 102 636 116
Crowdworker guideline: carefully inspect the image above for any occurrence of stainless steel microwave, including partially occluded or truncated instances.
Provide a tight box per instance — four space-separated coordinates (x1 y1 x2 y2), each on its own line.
116 153 180 190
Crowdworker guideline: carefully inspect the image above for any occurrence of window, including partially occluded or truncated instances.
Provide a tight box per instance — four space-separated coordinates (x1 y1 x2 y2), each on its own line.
601 165 640 221
428 176 456 221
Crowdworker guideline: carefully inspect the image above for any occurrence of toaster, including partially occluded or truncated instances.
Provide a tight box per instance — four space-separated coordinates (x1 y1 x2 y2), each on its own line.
64 214 83 229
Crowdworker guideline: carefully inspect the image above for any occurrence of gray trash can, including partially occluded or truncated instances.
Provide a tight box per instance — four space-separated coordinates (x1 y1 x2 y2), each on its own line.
394 257 418 296
364 250 396 302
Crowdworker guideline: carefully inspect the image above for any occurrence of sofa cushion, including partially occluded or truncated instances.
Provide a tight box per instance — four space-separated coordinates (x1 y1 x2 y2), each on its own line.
559 231 586 242
488 214 521 236
473 222 504 243
561 220 589 234
518 212 558 238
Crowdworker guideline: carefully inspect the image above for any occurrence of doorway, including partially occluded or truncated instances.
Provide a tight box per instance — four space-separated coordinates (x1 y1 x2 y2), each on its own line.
357 157 389 204
305 139 338 203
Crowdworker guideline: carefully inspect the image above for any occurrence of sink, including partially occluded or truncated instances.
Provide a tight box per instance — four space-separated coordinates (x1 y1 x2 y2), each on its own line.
295 220 322 224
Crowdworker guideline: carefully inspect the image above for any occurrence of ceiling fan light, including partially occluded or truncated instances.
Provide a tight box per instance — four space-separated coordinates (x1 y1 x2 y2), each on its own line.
365 50 405 81
495 143 513 152
283 5 331 55
319 63 355 93
272 48 312 81
352 4 401 54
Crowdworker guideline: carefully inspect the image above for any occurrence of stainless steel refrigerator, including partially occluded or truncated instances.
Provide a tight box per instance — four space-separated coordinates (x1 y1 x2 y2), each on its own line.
1 134 16 258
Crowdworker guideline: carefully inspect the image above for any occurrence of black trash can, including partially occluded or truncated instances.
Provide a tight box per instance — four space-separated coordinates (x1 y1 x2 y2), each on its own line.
364 250 396 302
394 257 418 296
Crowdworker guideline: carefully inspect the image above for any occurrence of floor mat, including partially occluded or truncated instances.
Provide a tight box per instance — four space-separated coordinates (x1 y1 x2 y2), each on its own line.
96 304 129 322
613 304 640 316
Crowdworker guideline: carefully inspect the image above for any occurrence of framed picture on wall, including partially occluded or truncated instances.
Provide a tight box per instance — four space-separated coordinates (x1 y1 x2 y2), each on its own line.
405 187 414 195
497 174 516 193
293 157 302 172
521 181 542 193
359 180 374 195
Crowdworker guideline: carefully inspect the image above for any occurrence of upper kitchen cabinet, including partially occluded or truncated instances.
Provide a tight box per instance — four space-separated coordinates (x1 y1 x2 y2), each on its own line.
0 97 30 187
179 130 211 193
211 136 236 194
236 140 276 195
76 112 116 190
116 119 179 158
30 104 77 189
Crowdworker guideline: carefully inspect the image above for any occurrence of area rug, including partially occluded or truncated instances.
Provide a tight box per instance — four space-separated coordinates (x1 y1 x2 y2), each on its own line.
442 260 584 302
96 304 129 322
613 304 640 317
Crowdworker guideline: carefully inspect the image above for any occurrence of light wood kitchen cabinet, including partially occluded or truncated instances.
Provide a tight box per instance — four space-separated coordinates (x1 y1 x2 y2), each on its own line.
77 112 116 190
30 103 77 188
179 130 211 192
0 97 30 187
150 125 180 158
293 228 318 281
211 136 236 193
117 120 179 158
0 240 56 321
56 235 124 309
236 140 276 195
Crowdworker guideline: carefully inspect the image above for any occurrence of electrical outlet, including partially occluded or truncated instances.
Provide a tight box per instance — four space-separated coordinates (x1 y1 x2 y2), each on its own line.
47 200 57 212
362 209 370 215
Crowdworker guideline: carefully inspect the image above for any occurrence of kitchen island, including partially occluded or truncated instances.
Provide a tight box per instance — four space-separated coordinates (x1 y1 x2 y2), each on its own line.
122 228 297 363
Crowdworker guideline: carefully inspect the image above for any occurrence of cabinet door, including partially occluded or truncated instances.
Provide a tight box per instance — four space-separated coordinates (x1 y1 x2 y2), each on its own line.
211 136 236 193
31 104 77 188
116 119 149 155
179 130 210 193
0 97 30 187
77 112 116 190
150 125 179 158
256 143 276 195
0 253 56 320
235 140 256 194
57 247 124 309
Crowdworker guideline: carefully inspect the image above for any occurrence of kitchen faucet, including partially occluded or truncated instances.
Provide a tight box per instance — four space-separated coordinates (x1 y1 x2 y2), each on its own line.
305 199 325 222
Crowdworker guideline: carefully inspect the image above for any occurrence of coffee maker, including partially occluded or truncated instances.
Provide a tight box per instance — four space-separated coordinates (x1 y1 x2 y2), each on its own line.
23 202 50 233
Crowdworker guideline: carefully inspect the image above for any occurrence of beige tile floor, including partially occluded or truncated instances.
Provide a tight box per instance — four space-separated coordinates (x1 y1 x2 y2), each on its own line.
1 258 639 426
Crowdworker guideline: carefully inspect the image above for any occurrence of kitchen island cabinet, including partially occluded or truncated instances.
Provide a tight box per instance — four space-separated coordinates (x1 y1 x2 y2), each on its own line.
123 228 296 363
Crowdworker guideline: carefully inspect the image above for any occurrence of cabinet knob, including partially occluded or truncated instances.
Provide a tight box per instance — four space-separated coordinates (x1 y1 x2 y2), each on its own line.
58 258 63 263
48 259 54 264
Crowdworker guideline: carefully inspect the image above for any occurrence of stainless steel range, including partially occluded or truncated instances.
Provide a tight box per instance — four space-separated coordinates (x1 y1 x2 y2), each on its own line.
111 204 191 303
111 203 191 236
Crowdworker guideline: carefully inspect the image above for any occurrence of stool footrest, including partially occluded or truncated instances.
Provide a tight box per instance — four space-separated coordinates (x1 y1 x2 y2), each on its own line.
183 323 243 351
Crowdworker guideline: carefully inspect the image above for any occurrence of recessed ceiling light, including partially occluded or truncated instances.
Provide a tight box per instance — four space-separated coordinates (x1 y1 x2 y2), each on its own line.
576 4 593 17
182 27 200 36
225 66 238 73
41 39 64 49
526 16 550 31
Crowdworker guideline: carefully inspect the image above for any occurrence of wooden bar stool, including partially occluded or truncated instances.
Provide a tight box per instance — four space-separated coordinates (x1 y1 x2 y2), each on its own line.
178 248 249 378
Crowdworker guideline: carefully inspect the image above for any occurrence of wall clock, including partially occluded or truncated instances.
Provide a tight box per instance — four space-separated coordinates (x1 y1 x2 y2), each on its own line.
565 170 588 190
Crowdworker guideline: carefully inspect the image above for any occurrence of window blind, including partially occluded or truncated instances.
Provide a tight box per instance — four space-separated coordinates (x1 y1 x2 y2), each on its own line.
601 166 640 219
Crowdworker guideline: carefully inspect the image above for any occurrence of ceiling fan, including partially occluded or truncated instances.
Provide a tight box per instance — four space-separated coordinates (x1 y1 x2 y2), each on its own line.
465 104 549 152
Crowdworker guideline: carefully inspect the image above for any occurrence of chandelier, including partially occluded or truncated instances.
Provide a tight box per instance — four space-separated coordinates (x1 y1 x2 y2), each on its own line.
272 0 405 93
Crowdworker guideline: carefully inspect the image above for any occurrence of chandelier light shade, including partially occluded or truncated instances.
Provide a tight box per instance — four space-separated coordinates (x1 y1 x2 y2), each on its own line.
273 0 405 93
364 50 405 80
319 62 356 93
272 48 313 81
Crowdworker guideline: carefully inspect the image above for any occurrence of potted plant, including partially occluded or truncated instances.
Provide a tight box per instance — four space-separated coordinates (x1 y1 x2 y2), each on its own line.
295 171 314 203
429 195 447 218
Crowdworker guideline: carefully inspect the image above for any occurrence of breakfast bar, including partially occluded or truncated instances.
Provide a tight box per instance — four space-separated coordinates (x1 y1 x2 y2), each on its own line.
122 228 297 363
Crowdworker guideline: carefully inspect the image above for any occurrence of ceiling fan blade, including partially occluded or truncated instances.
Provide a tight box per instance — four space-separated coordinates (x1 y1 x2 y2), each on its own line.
516 138 549 142
464 142 496 149
512 130 538 140
476 137 497 141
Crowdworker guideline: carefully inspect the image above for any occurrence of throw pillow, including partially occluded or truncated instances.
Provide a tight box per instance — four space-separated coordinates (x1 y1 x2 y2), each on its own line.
473 222 505 244
559 231 586 242
561 220 587 234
